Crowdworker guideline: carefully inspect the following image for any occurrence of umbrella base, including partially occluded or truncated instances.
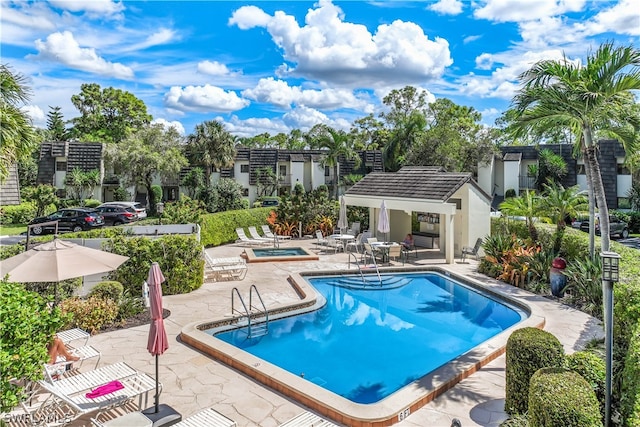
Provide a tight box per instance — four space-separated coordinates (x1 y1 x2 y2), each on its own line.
142 404 182 427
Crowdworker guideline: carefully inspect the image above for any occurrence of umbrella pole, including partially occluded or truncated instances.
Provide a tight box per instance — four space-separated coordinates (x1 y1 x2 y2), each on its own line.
155 353 159 413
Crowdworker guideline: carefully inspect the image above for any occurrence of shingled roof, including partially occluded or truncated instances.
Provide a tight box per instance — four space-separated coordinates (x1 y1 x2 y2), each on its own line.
346 166 489 202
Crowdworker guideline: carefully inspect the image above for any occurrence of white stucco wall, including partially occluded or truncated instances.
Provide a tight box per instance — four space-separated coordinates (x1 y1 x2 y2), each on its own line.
311 161 325 189
452 185 490 256
618 174 632 198
495 160 505 196
504 161 520 196
290 162 305 191
477 157 494 197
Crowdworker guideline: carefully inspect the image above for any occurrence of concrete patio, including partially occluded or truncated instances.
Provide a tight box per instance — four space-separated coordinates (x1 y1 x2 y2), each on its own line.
54 238 602 426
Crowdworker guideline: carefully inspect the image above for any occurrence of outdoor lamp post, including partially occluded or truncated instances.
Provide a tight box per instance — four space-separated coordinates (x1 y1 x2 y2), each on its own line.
601 251 620 427
157 202 164 225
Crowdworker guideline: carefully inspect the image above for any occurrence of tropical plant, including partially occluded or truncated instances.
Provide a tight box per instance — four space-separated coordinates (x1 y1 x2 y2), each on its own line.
627 182 640 211
499 191 542 242
213 178 245 212
563 257 603 318
26 184 58 217
186 120 236 183
181 167 205 199
65 168 100 202
255 166 280 197
511 42 640 257
0 64 37 183
539 182 588 253
534 148 568 190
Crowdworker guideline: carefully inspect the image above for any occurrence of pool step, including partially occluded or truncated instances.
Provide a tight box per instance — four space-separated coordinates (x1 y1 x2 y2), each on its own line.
328 276 412 289
248 322 268 338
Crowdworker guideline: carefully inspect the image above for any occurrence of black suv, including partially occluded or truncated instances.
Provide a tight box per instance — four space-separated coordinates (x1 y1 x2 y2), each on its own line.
29 208 105 235
95 204 138 226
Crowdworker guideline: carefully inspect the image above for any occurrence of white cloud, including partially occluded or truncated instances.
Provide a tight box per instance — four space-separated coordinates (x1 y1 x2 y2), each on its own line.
578 0 640 37
30 31 134 79
164 85 250 113
21 105 46 128
222 116 290 138
152 118 186 135
230 0 452 87
475 53 494 70
282 105 351 132
428 0 464 15
473 0 586 23
123 28 178 52
197 61 232 76
48 0 125 18
463 35 482 44
242 77 374 111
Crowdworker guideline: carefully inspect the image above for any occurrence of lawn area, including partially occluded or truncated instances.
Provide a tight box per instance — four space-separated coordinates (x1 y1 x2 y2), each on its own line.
0 224 27 236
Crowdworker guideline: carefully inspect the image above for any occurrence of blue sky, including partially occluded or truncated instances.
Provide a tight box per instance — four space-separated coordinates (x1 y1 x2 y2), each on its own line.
2 0 638 138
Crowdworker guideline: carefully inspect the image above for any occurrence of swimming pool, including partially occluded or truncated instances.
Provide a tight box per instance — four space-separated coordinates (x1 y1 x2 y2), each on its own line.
182 268 543 426
244 246 319 263
215 272 523 403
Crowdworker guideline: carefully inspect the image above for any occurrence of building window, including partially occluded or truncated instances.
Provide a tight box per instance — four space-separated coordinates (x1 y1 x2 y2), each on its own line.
324 166 330 177
242 188 249 196
577 164 586 175
240 164 249 173
279 165 287 176
617 164 630 175
56 161 67 172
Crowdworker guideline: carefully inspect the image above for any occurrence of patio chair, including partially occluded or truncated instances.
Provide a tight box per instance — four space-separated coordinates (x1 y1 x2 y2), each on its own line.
204 252 247 281
461 237 483 263
361 242 380 264
324 235 343 254
345 233 364 254
248 226 273 242
278 410 338 426
91 407 237 427
387 245 404 265
56 328 90 348
262 225 291 241
315 230 328 248
350 222 361 235
402 241 418 259
235 228 270 247
45 344 102 382
37 362 158 424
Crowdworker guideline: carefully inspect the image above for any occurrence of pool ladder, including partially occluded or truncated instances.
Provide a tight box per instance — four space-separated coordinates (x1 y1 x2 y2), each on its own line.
231 284 269 338
347 252 382 286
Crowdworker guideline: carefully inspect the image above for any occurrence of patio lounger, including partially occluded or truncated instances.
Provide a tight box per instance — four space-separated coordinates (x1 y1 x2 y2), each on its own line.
278 411 339 426
56 328 90 348
315 230 328 248
45 344 102 381
262 225 291 241
204 252 247 281
37 362 158 423
91 407 236 427
248 226 273 242
235 228 270 247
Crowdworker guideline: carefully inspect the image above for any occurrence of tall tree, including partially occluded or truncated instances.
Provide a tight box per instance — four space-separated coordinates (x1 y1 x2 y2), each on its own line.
307 124 360 199
69 83 151 143
186 120 236 183
46 106 67 141
349 114 388 151
0 64 36 183
111 124 187 213
511 42 640 254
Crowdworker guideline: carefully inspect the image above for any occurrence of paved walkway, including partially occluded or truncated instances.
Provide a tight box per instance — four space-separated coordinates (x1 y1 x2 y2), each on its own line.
70 239 602 427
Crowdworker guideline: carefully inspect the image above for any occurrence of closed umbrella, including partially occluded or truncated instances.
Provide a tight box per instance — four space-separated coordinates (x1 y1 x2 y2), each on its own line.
338 196 348 234
147 262 168 414
0 238 128 304
378 200 390 242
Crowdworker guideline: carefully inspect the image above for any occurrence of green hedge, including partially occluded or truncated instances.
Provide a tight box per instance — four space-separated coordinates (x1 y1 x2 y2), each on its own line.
528 368 602 427
621 323 640 427
565 351 606 418
104 234 204 296
200 207 273 247
505 327 565 415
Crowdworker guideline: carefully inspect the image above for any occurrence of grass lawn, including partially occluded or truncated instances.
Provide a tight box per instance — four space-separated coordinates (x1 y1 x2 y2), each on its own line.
0 224 27 235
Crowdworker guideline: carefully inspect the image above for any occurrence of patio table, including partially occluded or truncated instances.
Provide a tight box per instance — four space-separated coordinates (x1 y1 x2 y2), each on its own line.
370 242 400 263
331 234 355 252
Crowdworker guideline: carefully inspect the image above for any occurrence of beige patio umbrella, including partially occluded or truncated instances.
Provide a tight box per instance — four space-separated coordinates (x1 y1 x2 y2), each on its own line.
0 239 129 303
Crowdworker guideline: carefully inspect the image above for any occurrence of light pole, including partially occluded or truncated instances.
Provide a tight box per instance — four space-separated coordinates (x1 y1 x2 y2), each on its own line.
601 251 620 427
157 202 164 225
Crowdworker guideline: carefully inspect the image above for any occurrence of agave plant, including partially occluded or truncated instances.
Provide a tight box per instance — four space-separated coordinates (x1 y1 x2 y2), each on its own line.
563 257 603 318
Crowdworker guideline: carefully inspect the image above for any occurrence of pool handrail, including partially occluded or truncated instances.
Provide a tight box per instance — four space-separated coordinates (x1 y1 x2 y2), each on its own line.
249 284 269 336
348 251 382 286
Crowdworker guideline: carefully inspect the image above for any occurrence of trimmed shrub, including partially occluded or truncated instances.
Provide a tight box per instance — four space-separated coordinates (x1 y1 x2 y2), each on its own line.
505 188 517 198
84 198 101 208
89 281 124 302
505 327 565 415
200 207 273 247
565 351 606 417
0 202 36 224
59 296 119 334
104 234 204 296
528 368 602 427
115 289 145 322
621 323 640 427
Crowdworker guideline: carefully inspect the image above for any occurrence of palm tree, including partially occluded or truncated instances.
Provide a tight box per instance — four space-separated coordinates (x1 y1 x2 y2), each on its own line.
511 42 640 255
539 182 588 253
308 124 360 199
0 64 36 183
186 120 236 184
499 191 541 242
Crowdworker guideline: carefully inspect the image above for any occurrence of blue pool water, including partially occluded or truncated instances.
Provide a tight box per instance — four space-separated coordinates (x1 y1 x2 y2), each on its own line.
213 272 524 404
252 247 308 257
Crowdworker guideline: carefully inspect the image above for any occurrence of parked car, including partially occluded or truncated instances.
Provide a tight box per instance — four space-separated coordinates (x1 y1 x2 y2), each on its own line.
579 215 629 239
95 204 138 226
29 208 105 235
100 201 147 219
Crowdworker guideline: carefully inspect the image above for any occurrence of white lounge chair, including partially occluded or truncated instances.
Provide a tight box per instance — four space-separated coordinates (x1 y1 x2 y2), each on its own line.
261 225 291 241
315 230 328 248
92 407 236 427
56 328 90 348
235 228 270 247
279 411 339 426
203 252 247 281
248 226 273 242
45 344 102 382
37 362 158 424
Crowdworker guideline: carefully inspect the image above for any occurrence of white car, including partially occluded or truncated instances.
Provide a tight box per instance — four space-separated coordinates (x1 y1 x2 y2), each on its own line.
100 201 147 219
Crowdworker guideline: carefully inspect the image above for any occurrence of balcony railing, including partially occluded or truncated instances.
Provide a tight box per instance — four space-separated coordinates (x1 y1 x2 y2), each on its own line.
519 175 536 190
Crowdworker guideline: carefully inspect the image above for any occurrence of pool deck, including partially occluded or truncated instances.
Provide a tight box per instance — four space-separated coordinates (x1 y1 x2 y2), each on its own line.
70 238 603 427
